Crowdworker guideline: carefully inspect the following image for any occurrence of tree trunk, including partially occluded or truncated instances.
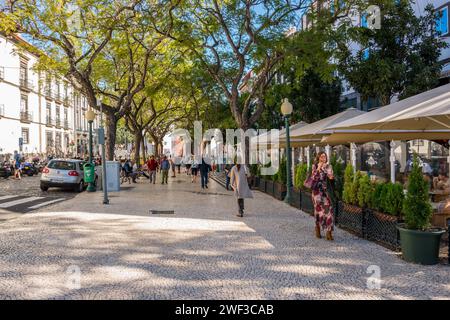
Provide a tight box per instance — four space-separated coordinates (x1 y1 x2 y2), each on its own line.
140 132 146 163
134 132 142 165
106 112 118 161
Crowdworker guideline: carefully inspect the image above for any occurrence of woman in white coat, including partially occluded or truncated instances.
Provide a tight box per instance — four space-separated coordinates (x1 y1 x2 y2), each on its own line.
229 163 253 217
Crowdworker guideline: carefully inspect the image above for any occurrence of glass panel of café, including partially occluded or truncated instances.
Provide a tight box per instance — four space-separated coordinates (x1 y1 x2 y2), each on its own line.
298 140 449 196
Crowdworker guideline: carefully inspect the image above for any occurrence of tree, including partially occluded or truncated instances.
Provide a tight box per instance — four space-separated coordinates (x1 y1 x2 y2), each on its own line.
1 0 176 159
335 0 447 107
151 0 360 161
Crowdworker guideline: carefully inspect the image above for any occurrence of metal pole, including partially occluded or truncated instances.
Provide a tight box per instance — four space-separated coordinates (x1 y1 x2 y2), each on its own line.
100 102 109 204
87 120 96 192
390 140 396 184
284 115 292 204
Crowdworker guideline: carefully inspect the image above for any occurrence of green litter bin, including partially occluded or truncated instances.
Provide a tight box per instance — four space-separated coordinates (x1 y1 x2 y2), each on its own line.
83 163 95 183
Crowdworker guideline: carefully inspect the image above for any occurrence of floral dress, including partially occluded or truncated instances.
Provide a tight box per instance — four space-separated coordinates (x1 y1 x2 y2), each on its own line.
311 164 334 232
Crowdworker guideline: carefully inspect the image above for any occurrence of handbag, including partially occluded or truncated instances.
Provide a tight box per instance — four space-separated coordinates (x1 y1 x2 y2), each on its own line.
303 175 314 189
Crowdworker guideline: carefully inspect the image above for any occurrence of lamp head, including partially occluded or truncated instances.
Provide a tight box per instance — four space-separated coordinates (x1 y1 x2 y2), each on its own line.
85 109 96 122
280 98 293 116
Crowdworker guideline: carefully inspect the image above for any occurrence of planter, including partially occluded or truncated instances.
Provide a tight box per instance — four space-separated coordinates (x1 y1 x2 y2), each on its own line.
253 176 260 189
258 179 266 193
300 190 314 215
289 187 301 209
397 225 445 265
273 182 287 200
366 209 402 251
265 180 275 197
336 202 365 237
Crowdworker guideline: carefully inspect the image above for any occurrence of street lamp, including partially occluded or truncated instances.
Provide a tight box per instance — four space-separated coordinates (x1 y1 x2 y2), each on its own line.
281 98 293 204
85 108 96 192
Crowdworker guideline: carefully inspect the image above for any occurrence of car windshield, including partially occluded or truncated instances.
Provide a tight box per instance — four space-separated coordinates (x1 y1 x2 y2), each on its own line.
48 161 76 170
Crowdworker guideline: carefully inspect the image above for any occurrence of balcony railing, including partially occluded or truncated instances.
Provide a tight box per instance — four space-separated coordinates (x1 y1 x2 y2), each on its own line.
64 120 69 130
19 78 34 90
0 67 4 80
55 118 62 128
46 116 55 127
0 104 4 117
20 111 32 123
45 88 52 99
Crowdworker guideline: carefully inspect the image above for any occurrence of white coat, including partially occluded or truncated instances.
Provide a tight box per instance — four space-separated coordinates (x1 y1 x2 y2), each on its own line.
229 165 253 199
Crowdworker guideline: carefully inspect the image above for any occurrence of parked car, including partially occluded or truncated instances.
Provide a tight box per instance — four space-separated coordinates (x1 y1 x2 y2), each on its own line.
0 161 13 179
40 159 98 192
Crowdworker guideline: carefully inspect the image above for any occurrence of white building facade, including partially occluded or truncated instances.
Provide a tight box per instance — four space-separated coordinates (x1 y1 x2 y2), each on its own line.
0 33 99 158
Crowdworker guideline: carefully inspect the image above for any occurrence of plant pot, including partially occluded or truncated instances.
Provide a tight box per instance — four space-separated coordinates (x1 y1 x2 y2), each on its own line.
397 225 445 265
273 182 287 200
290 187 301 209
300 189 314 215
366 209 402 251
336 202 365 237
253 176 260 189
265 180 274 197
258 179 266 193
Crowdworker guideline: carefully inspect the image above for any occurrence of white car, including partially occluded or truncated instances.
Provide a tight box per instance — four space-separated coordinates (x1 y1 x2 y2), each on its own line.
40 159 98 192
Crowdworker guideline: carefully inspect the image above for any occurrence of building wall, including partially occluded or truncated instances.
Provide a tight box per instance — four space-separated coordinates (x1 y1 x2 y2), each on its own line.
0 33 98 158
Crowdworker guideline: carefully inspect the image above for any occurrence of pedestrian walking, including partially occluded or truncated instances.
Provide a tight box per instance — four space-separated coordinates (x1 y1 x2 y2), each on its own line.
160 156 170 184
185 156 192 175
170 156 176 178
224 164 232 190
310 151 335 240
229 163 253 217
146 155 158 184
199 157 211 189
190 156 199 183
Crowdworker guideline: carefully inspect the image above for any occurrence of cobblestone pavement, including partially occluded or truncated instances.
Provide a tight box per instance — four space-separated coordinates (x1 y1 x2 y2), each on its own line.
0 174 77 198
0 173 449 299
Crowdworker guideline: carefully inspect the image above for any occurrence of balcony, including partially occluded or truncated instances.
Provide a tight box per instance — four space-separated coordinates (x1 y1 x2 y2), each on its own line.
45 88 53 99
19 78 34 91
46 116 55 127
0 104 4 117
20 111 32 123
64 120 69 130
63 96 71 106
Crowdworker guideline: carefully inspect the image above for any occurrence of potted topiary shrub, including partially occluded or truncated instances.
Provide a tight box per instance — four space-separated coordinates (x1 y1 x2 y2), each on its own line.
338 165 366 237
249 164 259 189
366 182 404 250
290 163 307 209
397 154 445 265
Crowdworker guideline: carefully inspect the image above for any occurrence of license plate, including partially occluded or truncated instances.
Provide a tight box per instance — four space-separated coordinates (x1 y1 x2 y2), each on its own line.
51 179 63 182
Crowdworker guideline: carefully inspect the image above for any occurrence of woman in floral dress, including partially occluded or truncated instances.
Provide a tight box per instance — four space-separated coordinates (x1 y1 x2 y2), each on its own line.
311 152 335 240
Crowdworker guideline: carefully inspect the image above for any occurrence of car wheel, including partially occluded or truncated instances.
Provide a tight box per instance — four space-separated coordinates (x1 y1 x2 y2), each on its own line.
40 185 49 191
76 180 84 193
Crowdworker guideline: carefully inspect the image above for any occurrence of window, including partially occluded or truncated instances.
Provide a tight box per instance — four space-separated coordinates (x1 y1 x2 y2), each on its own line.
20 60 28 84
20 94 28 113
48 160 75 170
56 105 60 122
436 6 449 35
361 13 368 28
21 128 29 144
362 48 370 60
46 102 51 120
46 131 53 147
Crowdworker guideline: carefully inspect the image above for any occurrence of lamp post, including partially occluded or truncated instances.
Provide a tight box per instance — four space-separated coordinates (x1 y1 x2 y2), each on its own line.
98 101 109 204
281 98 293 204
85 108 96 192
